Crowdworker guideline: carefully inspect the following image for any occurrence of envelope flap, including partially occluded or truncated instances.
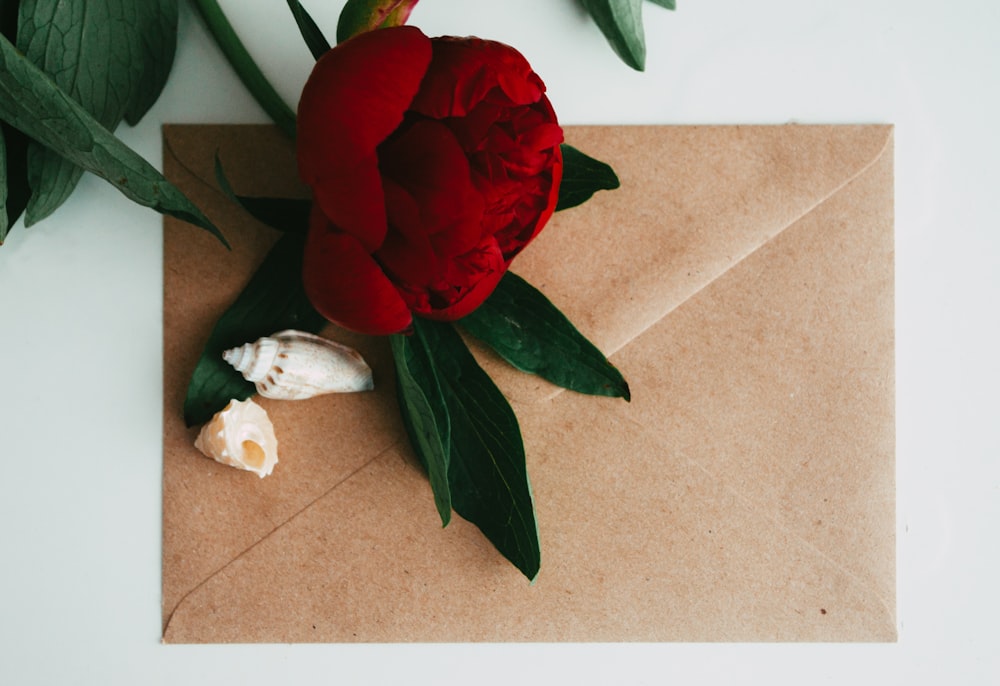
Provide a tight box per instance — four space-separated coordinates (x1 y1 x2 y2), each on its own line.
481 125 893 404
602 134 895 635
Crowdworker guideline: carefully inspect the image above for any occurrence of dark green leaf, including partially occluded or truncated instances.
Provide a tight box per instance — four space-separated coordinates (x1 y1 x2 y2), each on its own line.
227 196 311 236
17 0 179 223
556 143 620 211
413 318 540 580
1 123 27 242
391 330 452 525
580 0 646 71
286 0 331 61
22 141 77 223
0 0 19 42
461 272 630 401
336 0 419 43
214 155 311 234
647 0 675 9
1 126 8 242
1 0 24 242
123 0 178 126
0 122 28 242
0 32 224 243
183 232 326 426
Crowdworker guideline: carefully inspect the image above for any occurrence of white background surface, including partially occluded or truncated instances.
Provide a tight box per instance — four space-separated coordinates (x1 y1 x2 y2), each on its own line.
0 0 997 683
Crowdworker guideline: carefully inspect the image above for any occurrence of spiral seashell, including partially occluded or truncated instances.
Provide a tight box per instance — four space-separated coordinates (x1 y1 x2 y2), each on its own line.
222 329 374 400
194 398 279 478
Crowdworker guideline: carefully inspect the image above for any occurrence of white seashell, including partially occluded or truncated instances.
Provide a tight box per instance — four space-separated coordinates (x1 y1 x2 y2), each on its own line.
222 329 374 400
194 398 279 478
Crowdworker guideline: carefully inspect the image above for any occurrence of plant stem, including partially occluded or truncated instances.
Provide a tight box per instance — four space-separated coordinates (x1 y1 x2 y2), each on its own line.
190 0 297 139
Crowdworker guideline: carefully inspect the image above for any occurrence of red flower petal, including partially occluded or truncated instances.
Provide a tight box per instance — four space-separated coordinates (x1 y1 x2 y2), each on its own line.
409 37 544 119
306 154 388 253
493 143 562 259
379 119 485 259
375 178 443 287
520 142 563 248
416 238 507 320
297 26 432 251
303 209 413 335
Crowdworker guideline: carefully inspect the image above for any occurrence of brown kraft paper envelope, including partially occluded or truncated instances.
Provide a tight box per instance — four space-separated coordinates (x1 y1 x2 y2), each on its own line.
162 124 895 642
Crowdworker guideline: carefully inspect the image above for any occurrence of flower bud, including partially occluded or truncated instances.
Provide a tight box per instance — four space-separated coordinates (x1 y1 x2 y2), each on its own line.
336 0 420 43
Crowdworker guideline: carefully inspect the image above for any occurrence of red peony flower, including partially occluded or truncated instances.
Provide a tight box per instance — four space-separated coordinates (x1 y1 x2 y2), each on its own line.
297 25 563 335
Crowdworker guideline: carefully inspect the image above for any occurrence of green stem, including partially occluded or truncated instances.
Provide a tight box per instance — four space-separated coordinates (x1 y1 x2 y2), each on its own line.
190 0 297 139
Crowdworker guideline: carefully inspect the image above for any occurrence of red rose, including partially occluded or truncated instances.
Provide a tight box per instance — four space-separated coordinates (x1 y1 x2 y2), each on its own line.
297 26 563 335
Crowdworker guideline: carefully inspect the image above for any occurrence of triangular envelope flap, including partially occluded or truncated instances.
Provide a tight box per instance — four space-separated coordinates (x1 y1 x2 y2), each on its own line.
483 125 893 405
598 133 895 635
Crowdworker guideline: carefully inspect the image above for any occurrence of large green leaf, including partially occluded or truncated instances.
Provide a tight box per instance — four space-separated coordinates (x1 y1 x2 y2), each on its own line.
183 231 327 427
413 318 540 580
0 31 223 242
556 143 620 212
17 0 179 223
460 272 630 401
647 0 675 9
391 329 452 526
581 0 646 71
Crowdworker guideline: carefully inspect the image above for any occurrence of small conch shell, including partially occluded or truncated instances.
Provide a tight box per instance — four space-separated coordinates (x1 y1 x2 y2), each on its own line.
222 329 374 400
194 398 279 478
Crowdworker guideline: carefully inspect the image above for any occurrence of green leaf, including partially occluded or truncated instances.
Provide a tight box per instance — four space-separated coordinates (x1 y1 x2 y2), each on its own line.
183 231 326 426
460 272 630 401
228 196 310 235
214 155 311 234
17 0 179 223
580 0 646 71
286 0 331 61
413 318 540 581
0 0 19 42
0 0 21 43
1 126 8 242
124 0 178 126
0 31 224 243
391 330 452 525
647 0 676 9
0 0 23 242
556 143 620 211
336 0 419 43
0 122 29 243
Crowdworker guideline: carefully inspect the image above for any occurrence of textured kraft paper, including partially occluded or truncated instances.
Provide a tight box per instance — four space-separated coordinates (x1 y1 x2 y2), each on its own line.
162 124 895 643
